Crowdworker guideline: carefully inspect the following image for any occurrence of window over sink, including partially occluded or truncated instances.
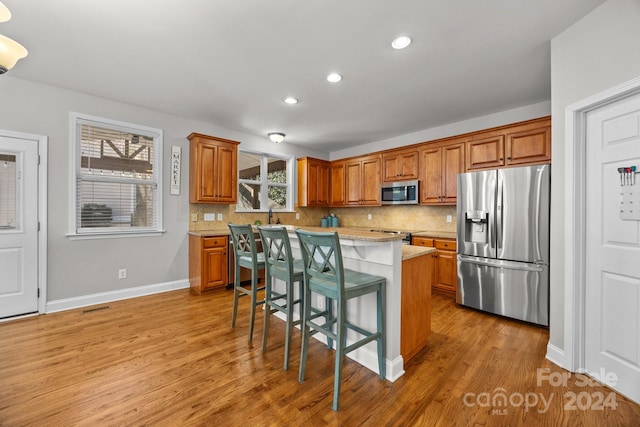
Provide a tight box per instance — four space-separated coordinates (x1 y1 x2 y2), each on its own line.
236 150 293 212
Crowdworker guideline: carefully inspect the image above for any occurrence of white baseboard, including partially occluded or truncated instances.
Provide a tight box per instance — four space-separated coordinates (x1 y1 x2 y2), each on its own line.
45 279 190 314
545 342 568 370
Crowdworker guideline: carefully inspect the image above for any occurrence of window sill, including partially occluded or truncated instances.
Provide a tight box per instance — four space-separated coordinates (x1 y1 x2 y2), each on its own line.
66 230 166 240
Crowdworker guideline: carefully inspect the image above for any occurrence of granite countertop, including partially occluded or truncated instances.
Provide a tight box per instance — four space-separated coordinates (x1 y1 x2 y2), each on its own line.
189 225 405 242
411 230 457 240
402 245 436 261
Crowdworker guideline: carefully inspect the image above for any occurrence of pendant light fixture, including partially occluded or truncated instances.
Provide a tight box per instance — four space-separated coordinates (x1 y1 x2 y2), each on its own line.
0 1 28 74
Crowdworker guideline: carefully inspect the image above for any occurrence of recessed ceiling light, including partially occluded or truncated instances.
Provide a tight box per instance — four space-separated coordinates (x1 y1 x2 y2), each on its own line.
284 97 298 104
326 73 342 83
391 36 412 50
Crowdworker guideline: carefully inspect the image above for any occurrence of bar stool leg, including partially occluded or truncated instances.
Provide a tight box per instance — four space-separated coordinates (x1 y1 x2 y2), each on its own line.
298 286 312 383
231 263 240 328
332 299 346 411
377 286 386 379
248 269 259 341
262 274 272 352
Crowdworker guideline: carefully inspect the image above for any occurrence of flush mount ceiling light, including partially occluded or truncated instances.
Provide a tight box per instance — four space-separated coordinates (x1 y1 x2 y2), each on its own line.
268 132 285 143
284 97 298 104
0 2 28 74
391 35 412 50
326 73 342 83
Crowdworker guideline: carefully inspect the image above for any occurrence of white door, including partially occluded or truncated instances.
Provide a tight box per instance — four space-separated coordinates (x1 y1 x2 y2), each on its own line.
585 91 640 404
0 136 39 318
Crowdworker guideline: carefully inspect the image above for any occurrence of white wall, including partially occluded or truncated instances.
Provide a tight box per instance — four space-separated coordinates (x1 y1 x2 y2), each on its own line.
330 101 550 160
549 0 640 352
0 76 327 302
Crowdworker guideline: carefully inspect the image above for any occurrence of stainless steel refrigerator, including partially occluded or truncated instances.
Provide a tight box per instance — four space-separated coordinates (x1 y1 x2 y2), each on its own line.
456 164 550 326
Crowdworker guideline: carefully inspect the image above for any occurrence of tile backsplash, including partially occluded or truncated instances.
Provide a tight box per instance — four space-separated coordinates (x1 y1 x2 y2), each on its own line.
189 203 456 233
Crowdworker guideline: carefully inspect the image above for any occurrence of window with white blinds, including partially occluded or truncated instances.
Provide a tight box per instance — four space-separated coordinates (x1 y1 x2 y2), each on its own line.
70 113 163 237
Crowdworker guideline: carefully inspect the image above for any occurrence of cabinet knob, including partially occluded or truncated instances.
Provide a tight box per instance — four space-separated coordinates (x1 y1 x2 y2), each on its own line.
499 157 503 161
507 157 512 160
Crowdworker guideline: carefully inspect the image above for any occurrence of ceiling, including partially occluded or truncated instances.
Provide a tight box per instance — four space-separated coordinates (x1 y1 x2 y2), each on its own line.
2 0 605 152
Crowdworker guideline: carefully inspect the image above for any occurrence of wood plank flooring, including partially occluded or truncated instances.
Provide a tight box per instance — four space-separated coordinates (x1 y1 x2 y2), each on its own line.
1 288 638 426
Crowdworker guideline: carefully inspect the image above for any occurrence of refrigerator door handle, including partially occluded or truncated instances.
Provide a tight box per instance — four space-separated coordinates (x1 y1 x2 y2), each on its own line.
532 168 543 262
458 255 545 272
496 175 503 250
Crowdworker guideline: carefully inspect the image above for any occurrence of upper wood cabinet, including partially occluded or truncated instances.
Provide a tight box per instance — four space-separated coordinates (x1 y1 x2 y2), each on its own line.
329 161 347 206
188 133 240 204
382 148 419 182
345 154 381 206
420 140 465 205
297 157 330 207
466 117 551 171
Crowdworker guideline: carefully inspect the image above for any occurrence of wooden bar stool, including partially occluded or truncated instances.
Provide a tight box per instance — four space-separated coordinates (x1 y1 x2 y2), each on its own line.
257 226 304 370
295 229 386 411
228 223 266 342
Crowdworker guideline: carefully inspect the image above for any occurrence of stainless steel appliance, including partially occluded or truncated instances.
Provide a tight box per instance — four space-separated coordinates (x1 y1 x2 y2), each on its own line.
381 180 419 205
456 164 550 326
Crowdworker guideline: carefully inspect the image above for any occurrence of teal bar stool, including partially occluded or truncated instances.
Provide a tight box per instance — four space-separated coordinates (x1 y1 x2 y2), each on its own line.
257 226 304 370
228 223 266 341
295 229 386 411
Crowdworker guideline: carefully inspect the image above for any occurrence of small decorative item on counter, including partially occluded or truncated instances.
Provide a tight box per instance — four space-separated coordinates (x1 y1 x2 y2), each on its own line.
321 217 328 227
330 215 339 227
254 220 262 225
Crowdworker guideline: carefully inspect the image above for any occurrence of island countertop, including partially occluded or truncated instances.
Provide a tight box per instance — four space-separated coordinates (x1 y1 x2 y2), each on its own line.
189 225 405 242
402 245 436 260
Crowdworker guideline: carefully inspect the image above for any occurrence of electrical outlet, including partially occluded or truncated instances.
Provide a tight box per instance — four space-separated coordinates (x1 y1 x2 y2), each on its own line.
118 269 127 279
446 215 452 223
204 213 215 221
367 213 372 220
191 213 197 222
217 213 223 221
295 212 300 220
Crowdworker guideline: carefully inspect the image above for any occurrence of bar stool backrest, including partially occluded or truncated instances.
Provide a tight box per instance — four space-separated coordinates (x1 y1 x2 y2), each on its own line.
258 226 295 283
228 223 260 266
295 230 345 299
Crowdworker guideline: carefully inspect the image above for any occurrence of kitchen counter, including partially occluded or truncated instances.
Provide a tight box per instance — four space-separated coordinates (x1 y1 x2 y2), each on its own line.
411 230 457 240
402 245 436 261
189 225 406 243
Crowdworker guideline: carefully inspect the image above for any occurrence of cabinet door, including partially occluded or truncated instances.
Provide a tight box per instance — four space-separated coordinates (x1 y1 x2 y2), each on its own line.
360 156 381 205
434 249 456 293
329 162 346 206
316 162 330 205
505 126 551 166
421 146 442 204
197 142 218 202
215 144 237 203
383 150 418 181
345 161 362 205
204 245 227 290
441 143 465 204
466 135 505 171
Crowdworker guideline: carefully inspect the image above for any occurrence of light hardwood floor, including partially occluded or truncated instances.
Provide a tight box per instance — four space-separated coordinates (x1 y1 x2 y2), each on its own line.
1 288 638 426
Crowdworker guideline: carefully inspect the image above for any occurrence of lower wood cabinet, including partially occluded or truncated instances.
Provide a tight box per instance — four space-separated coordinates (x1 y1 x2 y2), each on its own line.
401 251 433 362
189 234 228 294
412 236 457 295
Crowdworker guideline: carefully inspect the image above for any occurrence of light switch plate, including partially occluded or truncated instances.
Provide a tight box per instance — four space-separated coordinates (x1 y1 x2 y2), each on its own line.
446 215 452 223
217 213 223 221
191 213 197 222
204 213 215 221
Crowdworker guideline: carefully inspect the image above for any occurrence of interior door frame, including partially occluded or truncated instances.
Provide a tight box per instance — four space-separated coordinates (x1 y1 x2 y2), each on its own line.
0 129 48 317
562 75 640 372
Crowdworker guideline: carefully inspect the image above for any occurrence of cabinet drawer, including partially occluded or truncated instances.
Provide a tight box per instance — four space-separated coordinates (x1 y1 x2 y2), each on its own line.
203 236 227 248
434 239 456 251
412 237 434 247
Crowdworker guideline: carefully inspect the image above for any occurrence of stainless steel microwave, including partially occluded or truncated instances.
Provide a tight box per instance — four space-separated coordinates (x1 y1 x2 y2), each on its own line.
381 180 419 205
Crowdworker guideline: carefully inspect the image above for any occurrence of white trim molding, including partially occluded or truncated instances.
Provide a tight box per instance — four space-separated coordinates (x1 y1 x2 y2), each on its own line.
558 75 640 372
46 279 189 313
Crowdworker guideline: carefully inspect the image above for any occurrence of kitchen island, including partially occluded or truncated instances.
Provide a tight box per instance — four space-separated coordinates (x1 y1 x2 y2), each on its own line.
190 226 434 381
